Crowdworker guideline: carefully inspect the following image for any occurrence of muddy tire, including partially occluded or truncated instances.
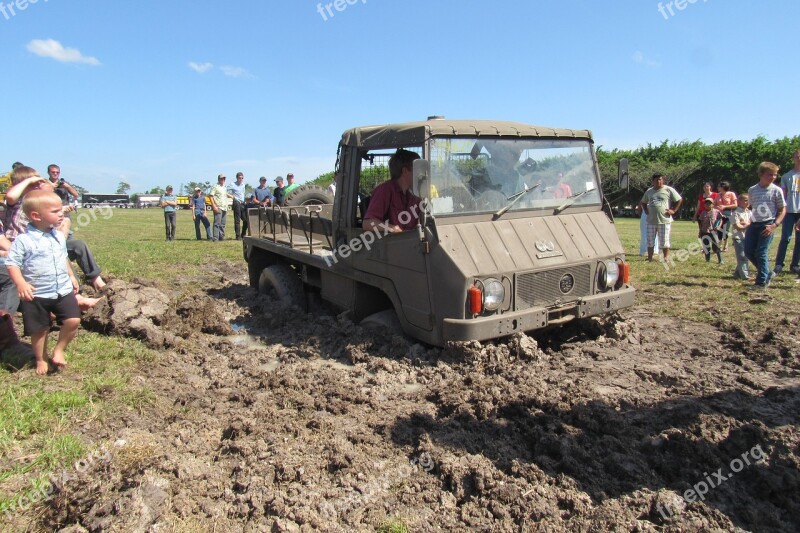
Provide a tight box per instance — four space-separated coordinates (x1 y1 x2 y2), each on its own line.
361 309 403 335
258 264 306 310
284 185 333 207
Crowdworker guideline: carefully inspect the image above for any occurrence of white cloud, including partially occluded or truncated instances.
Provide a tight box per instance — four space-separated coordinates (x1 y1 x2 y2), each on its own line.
188 61 213 74
632 51 661 68
26 39 101 66
220 65 253 78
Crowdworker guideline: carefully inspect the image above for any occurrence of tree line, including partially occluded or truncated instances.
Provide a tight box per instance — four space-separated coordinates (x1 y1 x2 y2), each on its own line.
596 135 800 215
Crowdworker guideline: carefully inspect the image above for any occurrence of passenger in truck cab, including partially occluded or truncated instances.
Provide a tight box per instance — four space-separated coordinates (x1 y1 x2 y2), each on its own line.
542 172 573 199
483 142 524 197
362 148 423 234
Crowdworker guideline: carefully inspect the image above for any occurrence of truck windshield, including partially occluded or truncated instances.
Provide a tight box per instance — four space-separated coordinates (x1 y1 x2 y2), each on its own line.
427 138 601 216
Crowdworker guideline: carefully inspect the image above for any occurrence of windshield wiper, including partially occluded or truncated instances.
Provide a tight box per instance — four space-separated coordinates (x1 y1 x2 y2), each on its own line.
553 188 594 215
492 182 542 220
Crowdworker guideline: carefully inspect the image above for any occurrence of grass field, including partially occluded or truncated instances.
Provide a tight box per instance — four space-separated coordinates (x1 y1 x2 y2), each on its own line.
1 208 798 520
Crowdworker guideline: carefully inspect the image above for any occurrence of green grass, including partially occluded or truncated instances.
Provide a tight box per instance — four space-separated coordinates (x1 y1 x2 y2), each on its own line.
616 217 800 329
377 518 409 533
70 208 243 285
0 321 156 515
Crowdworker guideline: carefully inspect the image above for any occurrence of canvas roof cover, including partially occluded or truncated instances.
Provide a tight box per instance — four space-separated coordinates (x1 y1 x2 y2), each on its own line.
340 119 593 149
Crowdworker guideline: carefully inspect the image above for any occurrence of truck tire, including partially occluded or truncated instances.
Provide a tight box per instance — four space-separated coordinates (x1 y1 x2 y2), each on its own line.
258 264 307 311
361 309 403 335
284 185 333 207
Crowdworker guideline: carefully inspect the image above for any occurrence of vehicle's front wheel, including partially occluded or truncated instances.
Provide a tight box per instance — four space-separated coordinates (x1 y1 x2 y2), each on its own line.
258 264 306 311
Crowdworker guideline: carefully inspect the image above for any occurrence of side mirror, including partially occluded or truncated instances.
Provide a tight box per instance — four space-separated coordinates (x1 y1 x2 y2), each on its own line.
618 158 629 190
413 159 431 200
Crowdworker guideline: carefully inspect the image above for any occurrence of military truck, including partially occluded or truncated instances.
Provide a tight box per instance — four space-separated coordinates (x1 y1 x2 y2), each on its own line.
244 118 634 346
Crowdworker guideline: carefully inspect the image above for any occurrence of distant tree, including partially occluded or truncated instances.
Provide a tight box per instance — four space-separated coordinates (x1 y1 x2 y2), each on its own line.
116 181 131 195
183 181 211 194
148 186 165 195
597 134 800 219
310 171 335 188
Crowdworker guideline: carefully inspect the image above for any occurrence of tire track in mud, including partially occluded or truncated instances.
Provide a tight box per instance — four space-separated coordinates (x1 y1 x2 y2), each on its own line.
35 262 800 532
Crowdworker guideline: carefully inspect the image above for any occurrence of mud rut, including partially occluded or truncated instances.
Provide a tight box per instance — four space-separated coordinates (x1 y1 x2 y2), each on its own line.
31 262 800 532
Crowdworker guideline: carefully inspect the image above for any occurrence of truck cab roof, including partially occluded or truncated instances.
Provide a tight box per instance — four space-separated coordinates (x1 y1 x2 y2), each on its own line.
341 119 593 149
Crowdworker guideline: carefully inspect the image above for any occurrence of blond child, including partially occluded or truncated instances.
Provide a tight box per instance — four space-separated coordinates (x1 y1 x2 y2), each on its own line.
5 167 105 300
6 191 81 374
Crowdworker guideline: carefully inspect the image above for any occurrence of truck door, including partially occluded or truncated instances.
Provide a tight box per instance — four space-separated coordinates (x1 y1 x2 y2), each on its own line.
348 149 433 331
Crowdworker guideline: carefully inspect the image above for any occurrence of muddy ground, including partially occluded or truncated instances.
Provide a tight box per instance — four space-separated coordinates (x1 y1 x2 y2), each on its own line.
9 261 800 532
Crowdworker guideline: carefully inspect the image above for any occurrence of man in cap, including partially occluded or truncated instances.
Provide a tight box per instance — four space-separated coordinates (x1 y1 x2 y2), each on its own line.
160 185 178 241
273 176 286 207
284 172 300 196
228 172 247 240
209 174 233 241
253 176 274 207
190 187 212 240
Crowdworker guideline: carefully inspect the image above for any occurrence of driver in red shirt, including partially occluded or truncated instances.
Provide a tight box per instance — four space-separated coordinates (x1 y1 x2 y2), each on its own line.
362 149 423 233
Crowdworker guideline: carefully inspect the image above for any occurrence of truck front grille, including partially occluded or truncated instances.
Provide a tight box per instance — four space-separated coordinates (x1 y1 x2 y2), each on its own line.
515 265 592 310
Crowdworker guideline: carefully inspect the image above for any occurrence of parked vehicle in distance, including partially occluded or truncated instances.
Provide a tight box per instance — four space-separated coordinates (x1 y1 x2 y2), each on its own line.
135 194 162 208
82 194 132 208
244 118 634 347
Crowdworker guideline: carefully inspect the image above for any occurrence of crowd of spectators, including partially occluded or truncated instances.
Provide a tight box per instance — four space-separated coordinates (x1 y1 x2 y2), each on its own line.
2 164 306 374
159 171 301 241
639 148 800 289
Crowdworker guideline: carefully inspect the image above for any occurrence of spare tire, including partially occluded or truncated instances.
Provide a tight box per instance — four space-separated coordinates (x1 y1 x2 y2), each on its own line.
284 185 333 207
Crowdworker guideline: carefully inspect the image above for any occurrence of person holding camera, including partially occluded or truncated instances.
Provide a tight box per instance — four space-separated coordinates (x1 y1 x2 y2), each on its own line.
47 165 79 237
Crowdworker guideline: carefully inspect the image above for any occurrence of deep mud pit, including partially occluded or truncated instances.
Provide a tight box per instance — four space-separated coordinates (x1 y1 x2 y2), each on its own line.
26 262 800 531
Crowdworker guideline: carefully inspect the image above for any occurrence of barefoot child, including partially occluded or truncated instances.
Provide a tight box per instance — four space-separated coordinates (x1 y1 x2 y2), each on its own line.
5 167 104 303
5 191 81 374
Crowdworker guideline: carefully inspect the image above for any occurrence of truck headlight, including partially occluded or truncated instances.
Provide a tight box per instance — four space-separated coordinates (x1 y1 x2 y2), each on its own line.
483 278 505 311
598 260 619 291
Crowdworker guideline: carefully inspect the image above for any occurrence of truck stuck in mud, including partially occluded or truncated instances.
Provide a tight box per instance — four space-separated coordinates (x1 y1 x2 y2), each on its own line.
243 118 634 346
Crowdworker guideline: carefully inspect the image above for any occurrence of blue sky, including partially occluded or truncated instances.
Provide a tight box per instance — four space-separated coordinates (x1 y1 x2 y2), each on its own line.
1 0 797 194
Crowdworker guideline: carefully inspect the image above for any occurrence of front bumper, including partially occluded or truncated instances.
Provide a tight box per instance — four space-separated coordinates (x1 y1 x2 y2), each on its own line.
442 286 635 342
